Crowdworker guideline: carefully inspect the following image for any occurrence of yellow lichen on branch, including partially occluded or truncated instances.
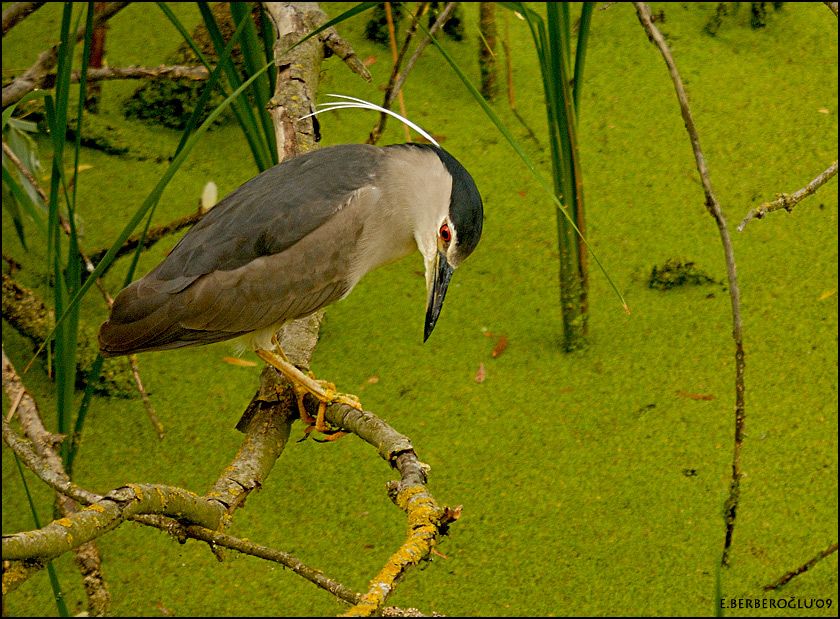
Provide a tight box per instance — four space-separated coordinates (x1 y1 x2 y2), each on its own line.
344 485 459 617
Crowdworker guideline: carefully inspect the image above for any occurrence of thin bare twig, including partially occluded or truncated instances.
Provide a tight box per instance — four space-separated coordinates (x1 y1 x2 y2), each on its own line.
738 161 838 231
500 11 540 146
86 207 208 272
75 64 209 82
127 355 164 438
633 2 746 569
14 65 212 88
2 2 129 108
388 2 455 119
366 2 427 145
502 10 515 109
385 2 411 142
368 2 455 144
478 2 498 100
182 524 362 605
764 542 838 590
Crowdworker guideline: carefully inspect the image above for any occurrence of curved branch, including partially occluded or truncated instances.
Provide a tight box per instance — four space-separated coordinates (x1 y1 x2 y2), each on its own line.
2 414 101 507
1 481 225 560
207 365 296 510
633 2 745 569
3 346 111 613
324 402 461 616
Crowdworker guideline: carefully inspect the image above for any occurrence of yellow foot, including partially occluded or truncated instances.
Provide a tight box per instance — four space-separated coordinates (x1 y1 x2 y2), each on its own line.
255 344 362 441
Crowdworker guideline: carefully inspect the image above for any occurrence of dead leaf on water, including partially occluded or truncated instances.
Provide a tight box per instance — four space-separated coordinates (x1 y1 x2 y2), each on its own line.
491 335 508 358
676 390 715 401
818 288 836 300
475 362 486 383
222 357 256 367
43 164 92 181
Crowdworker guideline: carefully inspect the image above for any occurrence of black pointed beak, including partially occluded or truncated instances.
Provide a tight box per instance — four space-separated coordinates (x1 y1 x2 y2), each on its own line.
424 250 454 342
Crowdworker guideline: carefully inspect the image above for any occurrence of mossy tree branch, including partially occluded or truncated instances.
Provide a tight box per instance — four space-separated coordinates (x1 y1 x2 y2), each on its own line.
2 349 110 613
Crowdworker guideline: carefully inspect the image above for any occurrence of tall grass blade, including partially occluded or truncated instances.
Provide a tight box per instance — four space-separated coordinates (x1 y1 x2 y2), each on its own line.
257 3 277 94
67 354 105 474
504 2 594 348
157 4 248 161
14 456 70 616
58 3 96 473
421 19 628 313
46 3 77 461
124 5 256 291
198 1 272 170
230 1 277 162
573 2 594 114
156 2 214 67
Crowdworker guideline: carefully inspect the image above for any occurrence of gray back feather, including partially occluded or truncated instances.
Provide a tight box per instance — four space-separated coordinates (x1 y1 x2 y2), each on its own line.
157 144 384 280
100 144 386 355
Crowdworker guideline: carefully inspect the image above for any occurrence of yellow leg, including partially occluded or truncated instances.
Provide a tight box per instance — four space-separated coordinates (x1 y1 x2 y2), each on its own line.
255 342 361 440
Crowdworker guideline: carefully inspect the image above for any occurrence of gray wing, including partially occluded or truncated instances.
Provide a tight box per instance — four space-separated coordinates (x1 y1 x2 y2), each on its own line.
99 144 384 356
159 144 383 279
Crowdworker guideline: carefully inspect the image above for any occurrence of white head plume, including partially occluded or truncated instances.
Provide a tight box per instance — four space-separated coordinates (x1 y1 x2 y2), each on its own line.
299 93 440 147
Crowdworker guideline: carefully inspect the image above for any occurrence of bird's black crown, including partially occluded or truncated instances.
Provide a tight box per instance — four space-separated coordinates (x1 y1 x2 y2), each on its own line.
399 143 484 259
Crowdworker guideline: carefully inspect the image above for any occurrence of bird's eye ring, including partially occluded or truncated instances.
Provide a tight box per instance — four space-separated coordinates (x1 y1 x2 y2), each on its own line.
439 223 451 243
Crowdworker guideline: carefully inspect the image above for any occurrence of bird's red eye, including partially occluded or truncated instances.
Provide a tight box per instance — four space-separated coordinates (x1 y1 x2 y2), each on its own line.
439 223 451 243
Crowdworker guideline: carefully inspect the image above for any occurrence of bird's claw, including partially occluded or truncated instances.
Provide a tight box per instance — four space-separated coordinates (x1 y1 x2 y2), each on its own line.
256 346 360 441
299 375 361 441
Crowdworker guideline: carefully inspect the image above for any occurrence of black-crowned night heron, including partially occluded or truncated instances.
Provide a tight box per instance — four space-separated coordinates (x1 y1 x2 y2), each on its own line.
99 143 483 435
